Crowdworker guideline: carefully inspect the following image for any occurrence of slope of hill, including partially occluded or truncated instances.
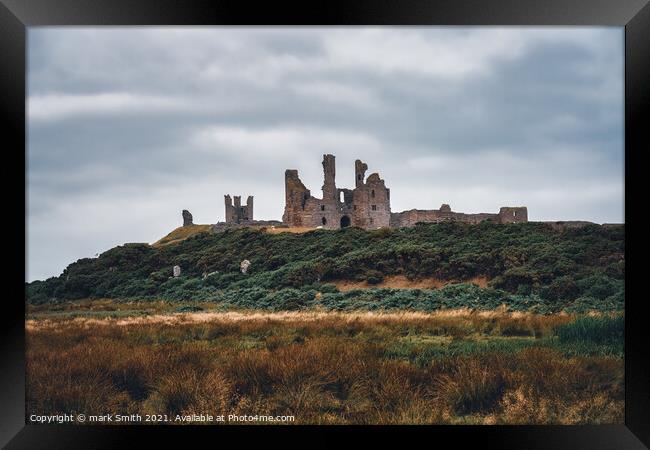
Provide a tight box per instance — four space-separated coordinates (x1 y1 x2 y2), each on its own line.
152 224 214 247
26 222 624 312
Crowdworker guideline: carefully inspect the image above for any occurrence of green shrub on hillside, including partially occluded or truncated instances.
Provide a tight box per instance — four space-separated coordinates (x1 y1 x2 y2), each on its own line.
26 222 624 311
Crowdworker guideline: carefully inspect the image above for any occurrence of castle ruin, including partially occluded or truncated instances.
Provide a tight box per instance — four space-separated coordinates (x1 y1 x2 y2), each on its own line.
224 195 254 224
282 154 527 230
212 194 282 231
182 209 193 226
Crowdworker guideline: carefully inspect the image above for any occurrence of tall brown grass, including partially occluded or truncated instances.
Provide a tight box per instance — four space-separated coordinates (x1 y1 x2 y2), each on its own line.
26 311 623 425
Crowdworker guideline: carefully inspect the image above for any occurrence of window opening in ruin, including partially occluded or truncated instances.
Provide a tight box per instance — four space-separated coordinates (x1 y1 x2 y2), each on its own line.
370 218 374 224
322 217 327 225
357 174 362 181
340 215 351 228
321 205 325 211
513 211 517 217
372 205 377 211
339 191 344 203
371 190 375 198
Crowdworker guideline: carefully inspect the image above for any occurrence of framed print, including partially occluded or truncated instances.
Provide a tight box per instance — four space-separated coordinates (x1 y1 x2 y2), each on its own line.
2 0 648 448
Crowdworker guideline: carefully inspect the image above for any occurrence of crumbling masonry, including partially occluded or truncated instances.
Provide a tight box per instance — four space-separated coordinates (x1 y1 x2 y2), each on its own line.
212 194 282 231
282 154 527 230
224 195 254 224
182 209 193 226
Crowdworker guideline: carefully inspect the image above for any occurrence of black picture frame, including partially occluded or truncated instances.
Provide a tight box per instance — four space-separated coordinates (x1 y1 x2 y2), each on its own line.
2 0 648 448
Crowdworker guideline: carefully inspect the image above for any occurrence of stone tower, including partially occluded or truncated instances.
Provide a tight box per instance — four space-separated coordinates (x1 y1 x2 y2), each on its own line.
282 154 391 229
282 169 310 226
225 195 253 224
355 159 368 188
321 154 337 202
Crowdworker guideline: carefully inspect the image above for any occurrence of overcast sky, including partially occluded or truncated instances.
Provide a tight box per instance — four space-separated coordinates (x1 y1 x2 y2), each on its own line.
27 27 624 282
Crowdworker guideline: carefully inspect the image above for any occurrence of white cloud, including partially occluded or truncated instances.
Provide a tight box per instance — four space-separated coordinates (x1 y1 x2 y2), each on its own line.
321 28 527 79
291 81 382 109
28 92 192 121
192 125 383 162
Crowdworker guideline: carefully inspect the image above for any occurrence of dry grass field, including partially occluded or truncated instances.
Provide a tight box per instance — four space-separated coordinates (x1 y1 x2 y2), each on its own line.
26 305 624 425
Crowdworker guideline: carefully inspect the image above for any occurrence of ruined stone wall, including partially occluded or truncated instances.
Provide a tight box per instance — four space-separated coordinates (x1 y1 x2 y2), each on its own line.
282 154 527 230
213 219 283 232
282 170 310 226
322 154 337 202
352 172 391 228
246 196 253 222
224 195 236 223
498 207 528 224
355 159 368 188
283 155 391 230
283 155 341 229
390 206 501 227
301 196 341 229
182 209 193 226
225 194 253 224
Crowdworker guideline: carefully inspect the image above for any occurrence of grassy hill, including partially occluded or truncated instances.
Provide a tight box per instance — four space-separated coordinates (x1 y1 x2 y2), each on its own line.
26 222 624 313
152 224 213 247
